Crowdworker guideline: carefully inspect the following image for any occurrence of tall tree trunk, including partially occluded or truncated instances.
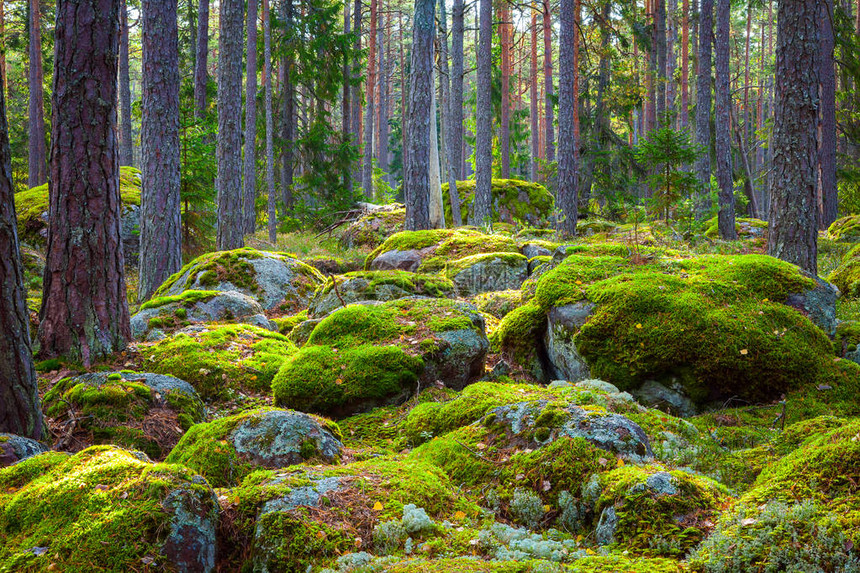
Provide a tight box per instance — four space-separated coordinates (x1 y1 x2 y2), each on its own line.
0 79 41 439
646 0 657 135
530 3 539 180
667 0 678 123
0 0 6 93
543 0 555 162
363 0 377 199
655 0 667 121
818 0 837 228
557 0 579 236
767 0 819 274
194 0 210 118
39 0 130 365
439 0 462 226
280 0 294 208
695 0 713 208
217 0 245 250
378 8 389 182
715 0 736 238
350 0 361 187
500 2 511 178
451 0 465 180
139 0 182 301
473 0 493 226
681 0 690 128
119 0 134 167
28 0 47 188
429 66 444 227
743 2 752 147
405 0 434 230
243 0 258 235
264 0 276 243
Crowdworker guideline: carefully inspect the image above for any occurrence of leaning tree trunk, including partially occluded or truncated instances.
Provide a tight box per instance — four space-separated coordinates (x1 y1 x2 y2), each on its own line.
542 0 555 162
451 0 465 180
217 0 244 250
28 0 47 188
557 0 579 237
404 0 434 231
767 0 819 275
715 0 736 239
119 0 134 166
243 0 258 235
264 0 276 243
473 0 493 227
0 81 42 439
695 0 714 210
39 0 131 366
194 0 210 118
818 0 837 229
139 0 182 301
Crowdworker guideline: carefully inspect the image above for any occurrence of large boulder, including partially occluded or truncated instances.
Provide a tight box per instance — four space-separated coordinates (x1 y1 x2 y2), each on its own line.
441 179 555 227
166 408 343 487
338 203 406 248
446 252 529 295
0 435 47 468
827 214 860 241
152 248 325 313
0 446 219 572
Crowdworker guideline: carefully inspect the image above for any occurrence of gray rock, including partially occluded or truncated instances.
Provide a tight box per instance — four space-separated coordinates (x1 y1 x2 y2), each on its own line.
130 290 266 340
0 434 48 467
632 380 699 418
161 483 220 572
574 379 621 394
644 471 678 495
594 506 618 545
287 318 321 346
449 253 529 295
419 303 490 390
309 276 437 319
522 243 552 260
544 302 595 383
245 313 278 332
369 248 424 272
784 276 839 337
121 204 140 264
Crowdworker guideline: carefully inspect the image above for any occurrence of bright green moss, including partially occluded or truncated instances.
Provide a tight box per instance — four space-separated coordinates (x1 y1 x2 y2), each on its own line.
153 248 264 296
272 309 309 335
703 216 768 239
828 257 860 298
491 302 547 365
365 229 519 273
441 179 555 228
138 289 218 311
318 269 455 300
444 252 529 278
470 289 524 319
0 452 69 491
347 555 685 572
827 214 860 241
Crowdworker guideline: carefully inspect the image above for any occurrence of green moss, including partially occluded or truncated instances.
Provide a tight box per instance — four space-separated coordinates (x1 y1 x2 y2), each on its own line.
703 216 768 239
492 302 547 365
828 256 860 299
153 248 264 296
138 289 218 311
340 206 406 248
365 229 519 273
317 270 455 300
272 309 309 335
347 555 685 572
444 252 529 278
470 290 524 319
441 179 555 228
0 452 69 490
827 214 860 241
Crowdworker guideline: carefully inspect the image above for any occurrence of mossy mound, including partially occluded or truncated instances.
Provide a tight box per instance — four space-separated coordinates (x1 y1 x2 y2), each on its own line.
308 270 455 318
0 446 219 572
470 289 524 319
442 179 555 228
273 298 489 417
827 243 860 298
342 555 685 572
42 371 206 459
446 252 530 295
165 407 344 487
137 324 298 401
577 219 619 237
703 216 768 239
272 309 309 335
827 214 860 241
339 204 406 248
365 229 520 273
152 247 324 313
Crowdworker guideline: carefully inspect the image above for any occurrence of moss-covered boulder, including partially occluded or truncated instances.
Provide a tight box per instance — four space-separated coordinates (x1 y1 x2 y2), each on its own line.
130 289 274 340
446 252 529 295
308 270 455 318
827 214 860 241
0 446 219 572
272 298 489 417
704 216 768 239
365 229 520 273
470 289 524 319
0 435 47 468
136 324 298 401
828 243 860 299
152 247 324 313
166 407 343 487
339 555 685 572
42 371 206 459
442 179 555 228
690 419 860 571
339 203 406 248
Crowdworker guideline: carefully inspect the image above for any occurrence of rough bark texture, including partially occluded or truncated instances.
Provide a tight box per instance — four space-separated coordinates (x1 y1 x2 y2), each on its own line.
530 4 539 180
194 0 210 118
378 11 389 183
818 0 837 229
473 0 493 227
280 0 294 208
243 0 258 235
39 0 131 366
428 66 443 228
0 1 5 92
217 0 245 250
264 0 276 243
681 0 689 128
451 0 465 180
667 0 677 121
695 0 713 206
0 80 42 439
350 0 361 186
500 3 511 178
557 0 579 237
655 0 667 120
119 0 134 166
439 0 462 226
404 0 434 231
542 0 555 162
715 0 736 239
28 0 47 188
767 0 819 275
139 0 182 301
363 0 377 199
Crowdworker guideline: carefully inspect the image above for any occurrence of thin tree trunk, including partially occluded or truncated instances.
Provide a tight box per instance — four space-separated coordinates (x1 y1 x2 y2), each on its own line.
655 0 667 121
363 0 377 199
530 3 539 180
818 0 837 228
500 2 511 178
405 0 434 230
378 8 389 182
39 0 131 365
667 0 678 123
341 0 351 191
120 0 134 167
695 0 713 208
194 0 210 118
350 0 361 187
557 0 579 236
280 0 294 209
681 0 690 129
439 0 462 226
473 0 493 227
28 0 47 188
264 0 276 243
715 0 736 238
0 77 41 439
243 0 258 235
139 0 182 300
429 66 443 227
543 0 555 162
733 108 759 217
0 0 5 93
646 0 657 135
217 0 245 250
743 2 752 145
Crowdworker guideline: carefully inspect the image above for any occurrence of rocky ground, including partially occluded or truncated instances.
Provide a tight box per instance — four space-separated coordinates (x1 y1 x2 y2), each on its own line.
4 192 860 572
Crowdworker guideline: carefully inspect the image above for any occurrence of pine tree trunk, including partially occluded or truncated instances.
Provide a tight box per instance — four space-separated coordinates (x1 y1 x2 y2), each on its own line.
715 0 736 239
378 9 389 183
451 0 465 180
681 0 690 129
695 0 713 207
530 4 539 181
500 3 511 178
0 1 6 93
0 81 41 439
350 0 362 187
243 0 258 235
28 0 47 188
194 0 210 118
119 0 134 167
767 0 819 274
405 0 434 230
280 0 294 209
667 0 678 123
646 0 657 135
216 0 245 250
473 0 493 227
139 0 182 301
542 0 555 162
363 0 377 199
557 0 579 237
818 0 837 228
439 0 462 226
39 0 131 366
655 0 667 121
264 0 276 243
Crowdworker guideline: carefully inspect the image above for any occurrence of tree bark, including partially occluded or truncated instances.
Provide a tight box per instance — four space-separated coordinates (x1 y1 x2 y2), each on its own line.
655 0 667 121
243 0 258 235
742 3 752 147
695 0 713 207
473 0 493 227
0 78 41 439
681 0 690 129
378 8 389 183
542 0 555 162
139 0 182 301
119 0 134 167
500 2 511 178
558 0 579 237
818 0 837 228
363 0 377 199
715 0 736 239
0 0 6 93
646 0 657 136
217 0 245 250
767 0 819 274
404 0 433 230
667 0 678 123
280 0 294 209
451 0 465 180
39 0 131 366
194 0 210 118
530 3 539 180
28 0 47 188
350 0 361 187
439 0 462 226
264 0 276 243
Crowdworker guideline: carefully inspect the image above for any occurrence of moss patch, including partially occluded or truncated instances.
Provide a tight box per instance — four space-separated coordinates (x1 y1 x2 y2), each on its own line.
827 214 860 241
442 179 555 228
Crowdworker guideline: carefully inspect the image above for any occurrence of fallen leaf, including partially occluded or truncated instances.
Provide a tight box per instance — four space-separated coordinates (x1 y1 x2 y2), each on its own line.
741 517 757 526
635 323 642 329
454 510 466 520
740 349 748 355
372 501 383 511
